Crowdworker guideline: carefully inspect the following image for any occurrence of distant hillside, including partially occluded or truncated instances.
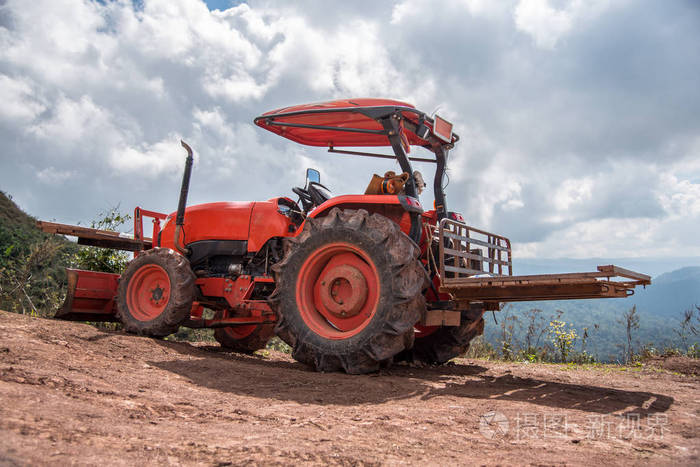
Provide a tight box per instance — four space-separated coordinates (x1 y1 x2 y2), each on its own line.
516 257 700 279
630 267 700 317
0 190 46 256
482 267 700 362
0 190 77 315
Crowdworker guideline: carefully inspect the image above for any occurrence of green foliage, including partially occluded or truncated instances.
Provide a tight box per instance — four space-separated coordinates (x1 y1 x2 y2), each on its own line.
71 206 131 274
166 308 216 342
0 191 77 316
463 336 498 360
168 327 216 342
570 325 597 364
0 193 132 318
0 237 69 316
523 308 547 352
498 307 519 360
266 336 292 353
674 305 699 351
478 303 700 365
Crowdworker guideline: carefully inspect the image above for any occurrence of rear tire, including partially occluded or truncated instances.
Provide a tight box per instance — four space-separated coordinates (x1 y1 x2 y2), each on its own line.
117 248 195 337
270 208 426 374
213 310 274 353
398 303 485 364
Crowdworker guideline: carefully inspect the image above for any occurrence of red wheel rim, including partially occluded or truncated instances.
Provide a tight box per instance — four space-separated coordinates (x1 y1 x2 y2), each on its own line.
296 242 380 339
223 325 257 340
220 311 257 340
126 264 171 321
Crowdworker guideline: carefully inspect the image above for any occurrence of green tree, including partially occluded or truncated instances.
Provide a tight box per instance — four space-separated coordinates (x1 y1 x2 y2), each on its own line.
72 206 131 274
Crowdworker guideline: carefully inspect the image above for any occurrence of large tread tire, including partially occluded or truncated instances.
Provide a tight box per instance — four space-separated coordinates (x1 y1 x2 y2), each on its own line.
398 303 485 364
269 208 427 374
117 247 195 337
213 310 275 353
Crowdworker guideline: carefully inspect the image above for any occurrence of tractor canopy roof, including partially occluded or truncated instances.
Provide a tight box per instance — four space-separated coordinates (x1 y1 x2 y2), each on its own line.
254 98 458 151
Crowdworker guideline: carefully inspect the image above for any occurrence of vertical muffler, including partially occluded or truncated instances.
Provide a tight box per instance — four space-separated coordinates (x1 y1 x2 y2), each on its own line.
174 140 194 255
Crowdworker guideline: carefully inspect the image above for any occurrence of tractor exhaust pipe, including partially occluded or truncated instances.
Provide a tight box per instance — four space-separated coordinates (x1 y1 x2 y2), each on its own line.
174 140 194 255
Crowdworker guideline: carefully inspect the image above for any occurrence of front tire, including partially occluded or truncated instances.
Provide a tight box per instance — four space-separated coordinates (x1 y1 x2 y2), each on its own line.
117 248 195 337
270 208 426 374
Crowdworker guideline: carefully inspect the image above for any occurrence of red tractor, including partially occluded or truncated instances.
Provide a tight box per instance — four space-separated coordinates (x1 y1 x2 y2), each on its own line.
41 98 650 374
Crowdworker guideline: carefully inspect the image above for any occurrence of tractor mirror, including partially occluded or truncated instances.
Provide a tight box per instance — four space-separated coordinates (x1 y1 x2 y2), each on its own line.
306 168 320 186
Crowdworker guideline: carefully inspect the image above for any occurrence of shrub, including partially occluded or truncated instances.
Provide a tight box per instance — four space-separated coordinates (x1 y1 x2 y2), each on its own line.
548 319 578 363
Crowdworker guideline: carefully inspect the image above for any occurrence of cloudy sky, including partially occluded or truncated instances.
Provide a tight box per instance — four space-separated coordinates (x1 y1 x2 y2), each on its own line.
1 0 698 259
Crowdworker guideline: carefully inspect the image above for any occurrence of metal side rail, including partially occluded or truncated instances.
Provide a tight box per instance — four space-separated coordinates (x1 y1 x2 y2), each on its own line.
436 219 651 302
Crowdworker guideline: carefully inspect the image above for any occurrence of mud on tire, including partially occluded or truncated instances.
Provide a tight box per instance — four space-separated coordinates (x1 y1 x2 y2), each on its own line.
117 247 195 337
398 303 485 364
269 208 427 374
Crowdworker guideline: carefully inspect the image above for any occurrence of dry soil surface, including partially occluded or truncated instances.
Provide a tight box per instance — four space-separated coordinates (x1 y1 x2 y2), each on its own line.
0 310 698 466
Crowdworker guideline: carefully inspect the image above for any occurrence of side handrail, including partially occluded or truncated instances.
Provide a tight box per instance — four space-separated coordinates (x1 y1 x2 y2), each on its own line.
134 207 167 255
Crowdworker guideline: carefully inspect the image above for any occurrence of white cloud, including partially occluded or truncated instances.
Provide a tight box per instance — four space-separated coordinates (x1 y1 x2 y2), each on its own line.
109 136 185 177
392 0 502 24
0 0 697 263
514 0 614 49
553 177 593 211
514 0 574 49
36 167 75 185
658 173 700 217
29 95 117 145
0 74 46 124
264 17 407 98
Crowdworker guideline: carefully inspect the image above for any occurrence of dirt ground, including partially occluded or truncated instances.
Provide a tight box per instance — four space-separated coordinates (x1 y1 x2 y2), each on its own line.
0 311 698 466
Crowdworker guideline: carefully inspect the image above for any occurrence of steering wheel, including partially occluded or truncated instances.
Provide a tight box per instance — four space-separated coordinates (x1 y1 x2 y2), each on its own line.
293 186 313 213
307 182 331 206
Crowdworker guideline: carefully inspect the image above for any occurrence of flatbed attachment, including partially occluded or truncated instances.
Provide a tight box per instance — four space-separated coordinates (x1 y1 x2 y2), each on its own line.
442 265 650 302
37 220 152 251
435 218 651 303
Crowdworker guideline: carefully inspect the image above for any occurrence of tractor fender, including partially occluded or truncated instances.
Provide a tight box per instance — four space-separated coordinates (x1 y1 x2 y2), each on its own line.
303 194 422 239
